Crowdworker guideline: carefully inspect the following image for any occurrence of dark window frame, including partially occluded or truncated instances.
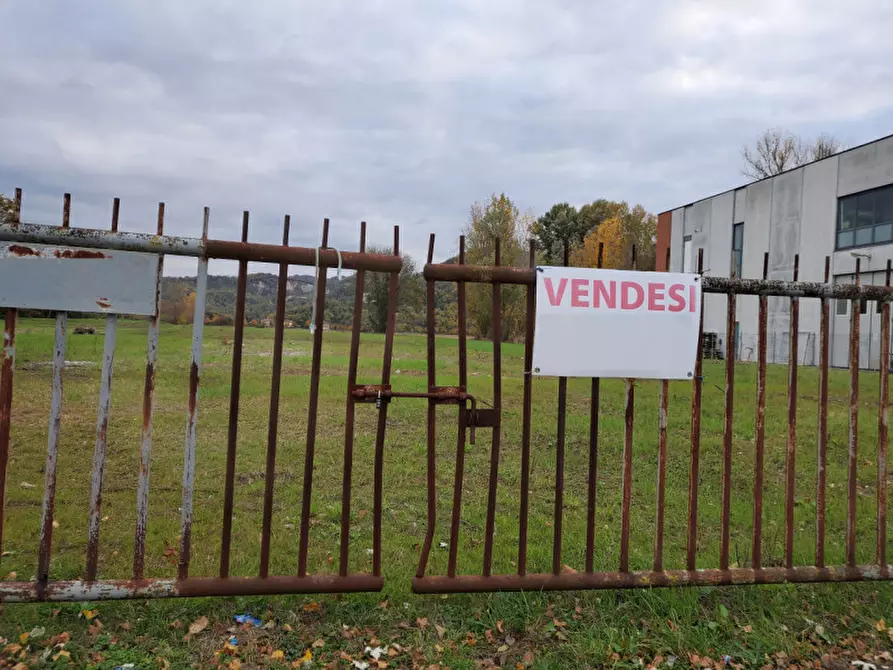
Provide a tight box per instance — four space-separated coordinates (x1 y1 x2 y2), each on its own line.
731 223 744 278
836 183 893 251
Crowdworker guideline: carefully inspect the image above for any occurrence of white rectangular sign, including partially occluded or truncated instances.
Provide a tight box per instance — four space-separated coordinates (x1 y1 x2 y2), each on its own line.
532 267 702 379
0 242 160 316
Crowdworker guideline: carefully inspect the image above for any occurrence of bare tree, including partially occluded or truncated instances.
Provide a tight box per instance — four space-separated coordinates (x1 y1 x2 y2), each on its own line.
808 133 841 161
742 128 842 179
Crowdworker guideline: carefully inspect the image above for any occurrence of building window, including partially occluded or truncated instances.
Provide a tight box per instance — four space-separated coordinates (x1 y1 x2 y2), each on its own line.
837 184 893 250
731 223 744 277
683 236 693 273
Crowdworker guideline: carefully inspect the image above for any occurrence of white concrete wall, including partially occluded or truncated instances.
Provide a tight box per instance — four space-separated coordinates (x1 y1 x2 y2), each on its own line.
667 135 893 369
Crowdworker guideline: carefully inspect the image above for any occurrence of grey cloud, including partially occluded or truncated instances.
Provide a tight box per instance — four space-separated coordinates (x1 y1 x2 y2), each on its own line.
1 0 892 271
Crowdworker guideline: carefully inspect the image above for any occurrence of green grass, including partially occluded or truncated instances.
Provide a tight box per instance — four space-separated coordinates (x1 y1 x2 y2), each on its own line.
2 316 893 668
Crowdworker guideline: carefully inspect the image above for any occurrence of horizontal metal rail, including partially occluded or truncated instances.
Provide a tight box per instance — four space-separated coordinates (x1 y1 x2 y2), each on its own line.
424 262 893 300
0 222 403 272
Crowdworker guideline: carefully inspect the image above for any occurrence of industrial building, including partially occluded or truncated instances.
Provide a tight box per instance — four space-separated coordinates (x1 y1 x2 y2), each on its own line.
655 133 893 369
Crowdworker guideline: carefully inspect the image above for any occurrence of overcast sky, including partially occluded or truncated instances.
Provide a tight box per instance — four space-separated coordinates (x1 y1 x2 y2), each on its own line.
1 0 892 275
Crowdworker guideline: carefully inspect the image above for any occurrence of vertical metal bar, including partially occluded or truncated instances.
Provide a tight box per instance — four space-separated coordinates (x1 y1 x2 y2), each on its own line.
62 193 70 228
483 238 503 577
784 255 800 569
752 253 769 570
298 219 330 578
0 189 20 562
416 232 437 579
178 207 210 581
111 198 120 233
816 256 830 569
258 216 291 577
552 242 569 576
878 260 891 571
373 227 400 577
586 241 604 574
653 380 668 572
620 379 634 572
518 240 535 576
37 311 67 584
0 309 16 562
133 203 164 580
448 236 469 577
687 248 705 570
220 212 250 578
720 287 736 571
847 258 861 568
337 221 366 578
85 314 117 580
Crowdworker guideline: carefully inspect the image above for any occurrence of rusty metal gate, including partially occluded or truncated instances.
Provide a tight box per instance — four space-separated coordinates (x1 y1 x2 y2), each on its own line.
1 188 892 602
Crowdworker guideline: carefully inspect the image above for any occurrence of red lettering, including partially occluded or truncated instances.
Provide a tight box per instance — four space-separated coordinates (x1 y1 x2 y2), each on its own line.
592 280 616 308
621 281 644 310
544 277 568 307
648 282 665 311
668 284 686 312
690 285 697 312
571 279 588 307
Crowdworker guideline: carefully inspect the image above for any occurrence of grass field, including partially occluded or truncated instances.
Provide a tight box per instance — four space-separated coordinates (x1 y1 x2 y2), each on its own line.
2 316 893 668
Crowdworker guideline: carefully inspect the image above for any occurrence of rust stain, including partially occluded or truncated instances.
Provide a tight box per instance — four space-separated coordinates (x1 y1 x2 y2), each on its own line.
188 361 199 416
8 244 39 257
54 249 106 259
96 299 112 310
142 361 156 432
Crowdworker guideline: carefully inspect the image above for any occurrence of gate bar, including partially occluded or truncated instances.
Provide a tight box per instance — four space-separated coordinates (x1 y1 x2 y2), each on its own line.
784 255 800 569
585 242 604 574
298 219 330 577
752 253 769 569
338 221 366 577
847 259 861 567
720 288 736 571
518 240 535 576
483 238 503 577
447 236 468 578
372 226 400 577
879 260 891 572
416 233 437 579
687 249 705 570
0 189 21 563
259 215 291 578
220 212 250 578
178 207 210 581
133 203 165 580
654 380 668 572
816 256 831 568
552 243 568 576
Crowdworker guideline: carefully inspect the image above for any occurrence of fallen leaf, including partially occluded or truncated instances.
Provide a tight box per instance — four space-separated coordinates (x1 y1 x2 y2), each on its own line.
435 624 446 640
13 663 28 670
523 651 535 666
169 620 182 630
877 619 887 632
498 644 509 653
102 516 110 522
313 638 326 648
119 622 133 632
81 609 99 621
668 619 677 631
302 602 322 613
485 629 495 644
271 650 285 660
416 617 429 629
743 625 753 633
52 650 71 661
19 482 35 489
3 572 15 580
496 620 504 634
465 633 476 646
3 643 22 654
18 632 28 644
292 649 312 666
52 519 59 529
562 564 577 574
283 624 293 632
187 615 209 636
228 660 242 670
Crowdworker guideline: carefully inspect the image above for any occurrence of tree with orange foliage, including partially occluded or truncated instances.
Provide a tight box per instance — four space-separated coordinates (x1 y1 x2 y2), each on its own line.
571 203 656 270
